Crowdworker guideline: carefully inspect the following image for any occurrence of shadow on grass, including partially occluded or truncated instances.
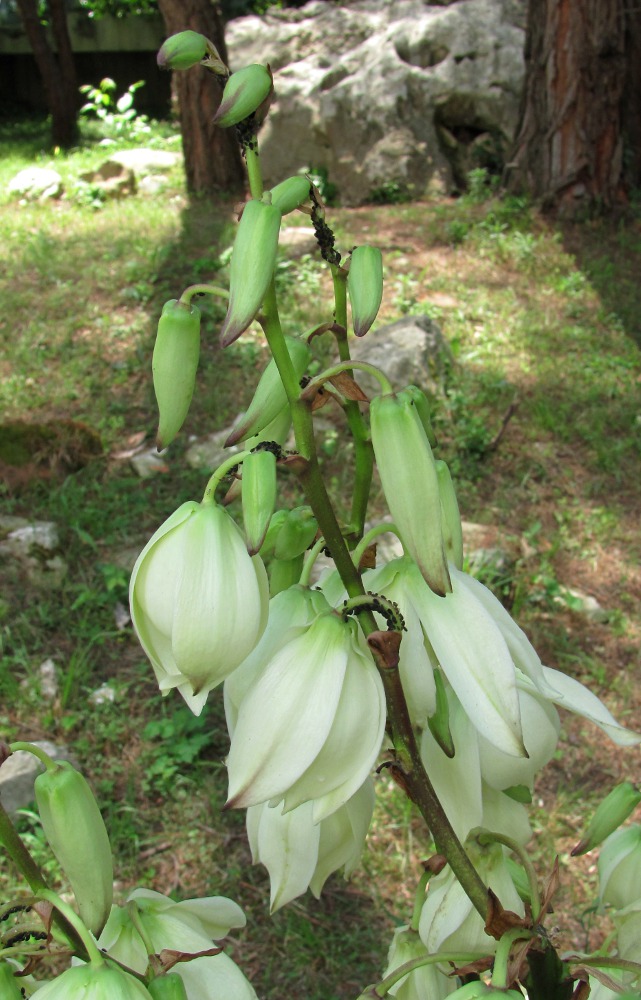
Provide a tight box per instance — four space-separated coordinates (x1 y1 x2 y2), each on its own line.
558 214 641 349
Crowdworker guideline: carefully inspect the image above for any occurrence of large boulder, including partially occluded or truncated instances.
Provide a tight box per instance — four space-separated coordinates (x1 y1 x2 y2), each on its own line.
226 0 525 203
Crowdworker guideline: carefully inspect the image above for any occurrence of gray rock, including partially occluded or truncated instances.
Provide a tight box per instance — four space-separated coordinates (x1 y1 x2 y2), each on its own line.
554 587 609 623
109 148 182 175
279 226 318 258
38 659 59 702
227 0 525 203
0 741 74 819
350 315 452 396
78 160 136 199
8 167 63 201
137 173 169 196
0 517 67 588
185 428 240 471
129 447 170 478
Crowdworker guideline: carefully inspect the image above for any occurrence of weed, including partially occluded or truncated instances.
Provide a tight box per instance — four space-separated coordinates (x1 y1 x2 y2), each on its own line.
79 77 149 139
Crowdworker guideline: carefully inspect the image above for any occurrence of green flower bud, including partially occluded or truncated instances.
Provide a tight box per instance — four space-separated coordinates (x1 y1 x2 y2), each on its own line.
268 555 304 596
34 759 113 936
370 390 451 596
572 782 641 856
268 175 312 215
273 505 318 560
242 449 277 555
225 335 310 445
29 961 152 1000
213 64 273 127
148 975 188 1000
347 245 383 337
152 299 201 450
219 199 282 347
157 31 208 71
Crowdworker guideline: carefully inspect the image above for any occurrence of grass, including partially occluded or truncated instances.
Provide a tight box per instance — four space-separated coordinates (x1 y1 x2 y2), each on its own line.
1 123 641 997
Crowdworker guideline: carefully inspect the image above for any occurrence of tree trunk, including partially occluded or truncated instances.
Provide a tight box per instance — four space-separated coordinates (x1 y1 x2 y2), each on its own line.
16 0 79 148
157 0 245 195
506 0 630 214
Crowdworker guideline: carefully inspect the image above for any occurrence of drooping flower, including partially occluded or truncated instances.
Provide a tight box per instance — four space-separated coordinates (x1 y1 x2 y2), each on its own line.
246 779 375 911
419 839 524 956
383 925 458 999
98 889 246 976
598 826 641 910
28 961 153 999
130 499 269 715
226 606 386 822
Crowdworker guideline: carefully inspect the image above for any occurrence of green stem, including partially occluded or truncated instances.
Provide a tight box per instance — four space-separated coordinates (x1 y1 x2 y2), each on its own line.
179 283 229 305
299 536 328 587
10 741 55 769
410 871 430 931
351 522 402 566
38 888 103 965
244 143 264 199
202 450 250 502
301 361 393 398
478 829 541 922
0 797 48 896
238 131 491 928
359 950 484 998
492 927 534 990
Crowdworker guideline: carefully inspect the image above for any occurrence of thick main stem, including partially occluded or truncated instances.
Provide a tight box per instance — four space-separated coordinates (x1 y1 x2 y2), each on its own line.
242 138 490 924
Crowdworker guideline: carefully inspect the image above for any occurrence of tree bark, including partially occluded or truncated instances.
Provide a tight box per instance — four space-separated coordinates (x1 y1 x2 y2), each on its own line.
16 0 79 148
506 0 631 214
157 0 245 195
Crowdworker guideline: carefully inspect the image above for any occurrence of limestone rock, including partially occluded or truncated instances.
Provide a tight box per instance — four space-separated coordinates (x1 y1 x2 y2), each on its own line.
350 314 452 396
108 148 182 175
8 167 63 201
79 160 136 199
226 0 526 203
0 741 75 819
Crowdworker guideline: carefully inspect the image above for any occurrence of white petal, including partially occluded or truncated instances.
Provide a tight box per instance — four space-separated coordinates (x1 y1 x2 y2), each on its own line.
226 616 348 807
174 896 246 938
174 952 258 1000
282 641 385 816
419 696 483 843
248 800 320 911
541 666 641 746
412 568 525 757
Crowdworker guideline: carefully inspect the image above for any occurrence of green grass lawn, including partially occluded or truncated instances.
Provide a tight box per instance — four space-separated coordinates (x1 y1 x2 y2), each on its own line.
1 117 641 998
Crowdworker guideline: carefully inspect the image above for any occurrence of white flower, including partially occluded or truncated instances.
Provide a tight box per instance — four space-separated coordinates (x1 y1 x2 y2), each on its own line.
98 889 246 976
361 558 526 757
130 499 269 715
246 779 375 911
598 826 641 910
384 925 458 999
226 609 386 822
171 953 258 1000
30 961 152 999
419 839 524 955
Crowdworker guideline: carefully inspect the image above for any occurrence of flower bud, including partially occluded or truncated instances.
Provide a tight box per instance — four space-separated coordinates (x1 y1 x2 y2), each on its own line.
130 500 269 715
153 299 201 450
269 175 312 215
370 390 451 597
225 335 310 446
148 974 189 1000
157 31 208 71
213 64 273 127
384 925 458 999
273 505 318 560
241 449 277 555
34 759 113 936
572 782 641 856
435 460 463 570
347 245 383 338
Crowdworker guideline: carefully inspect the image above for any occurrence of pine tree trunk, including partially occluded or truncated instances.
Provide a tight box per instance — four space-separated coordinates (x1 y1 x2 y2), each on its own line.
16 0 79 148
506 0 629 214
157 0 245 195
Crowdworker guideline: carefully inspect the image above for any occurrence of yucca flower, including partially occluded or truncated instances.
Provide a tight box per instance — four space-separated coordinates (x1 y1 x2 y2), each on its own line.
98 889 246 976
28 961 153 1000
130 499 269 715
226 604 386 822
246 779 375 911
383 925 458 999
